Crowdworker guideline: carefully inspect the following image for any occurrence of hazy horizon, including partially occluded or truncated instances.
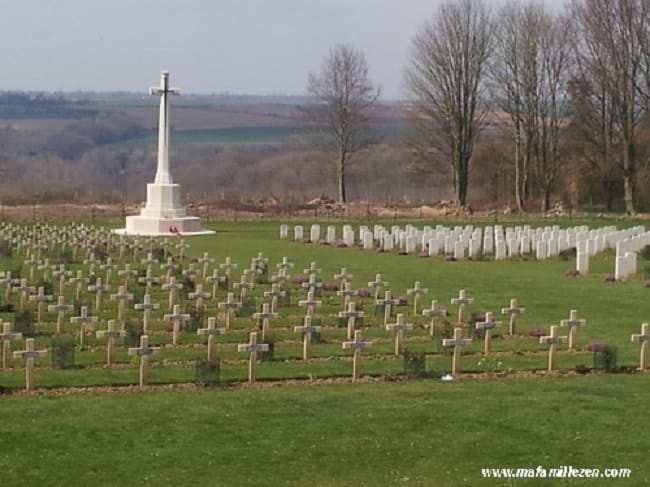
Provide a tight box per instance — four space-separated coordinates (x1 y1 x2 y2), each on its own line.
1 0 566 100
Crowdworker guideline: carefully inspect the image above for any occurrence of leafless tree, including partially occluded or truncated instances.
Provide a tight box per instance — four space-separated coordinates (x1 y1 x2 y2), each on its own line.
571 0 650 214
306 44 379 204
405 0 494 207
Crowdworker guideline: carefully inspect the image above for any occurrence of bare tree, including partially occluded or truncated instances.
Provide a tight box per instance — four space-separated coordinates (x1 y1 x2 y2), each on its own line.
405 0 494 207
306 44 379 204
572 0 649 214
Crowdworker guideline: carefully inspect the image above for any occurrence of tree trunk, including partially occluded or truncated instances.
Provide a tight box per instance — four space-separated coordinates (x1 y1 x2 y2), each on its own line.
623 173 635 215
338 152 347 204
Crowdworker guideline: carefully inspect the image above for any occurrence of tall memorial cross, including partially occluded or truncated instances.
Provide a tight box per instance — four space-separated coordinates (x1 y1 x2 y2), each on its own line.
1 322 22 369
631 323 650 371
197 317 225 363
13 338 47 391
23 254 40 282
368 273 388 300
52 264 72 294
385 313 413 356
150 70 179 185
263 283 285 313
70 306 98 346
128 335 161 387
138 268 160 294
219 257 237 281
96 319 126 366
233 276 254 302
162 276 183 311
271 268 289 287
140 252 159 270
406 281 428 315
293 315 322 361
303 261 321 277
377 290 399 326
442 327 472 377
253 303 278 342
237 332 269 384
422 299 447 336
218 293 241 330
451 289 473 325
301 274 322 294
298 290 322 317
164 304 191 346
110 285 134 323
475 312 501 354
276 256 293 271
338 301 364 340
560 309 586 351
540 325 567 371
501 298 525 336
342 330 372 381
134 294 160 333
118 264 138 288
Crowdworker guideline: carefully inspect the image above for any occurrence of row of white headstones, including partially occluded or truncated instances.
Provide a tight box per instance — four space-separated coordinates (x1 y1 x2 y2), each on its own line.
281 223 648 280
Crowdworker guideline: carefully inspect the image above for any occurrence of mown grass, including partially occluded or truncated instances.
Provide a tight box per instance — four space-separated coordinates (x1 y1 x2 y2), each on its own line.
1 376 647 486
1 217 649 485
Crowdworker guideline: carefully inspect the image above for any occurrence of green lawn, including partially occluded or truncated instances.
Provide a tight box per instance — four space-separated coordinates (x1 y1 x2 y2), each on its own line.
0 217 649 485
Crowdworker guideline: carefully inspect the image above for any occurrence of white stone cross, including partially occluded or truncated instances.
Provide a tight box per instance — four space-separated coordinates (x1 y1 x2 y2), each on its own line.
197 252 214 280
162 276 183 311
301 274 322 294
263 283 285 313
13 278 35 312
160 257 178 282
138 267 160 293
140 252 159 270
377 290 399 326
233 276 254 302
52 264 72 295
451 289 473 325
336 282 356 311
218 293 241 331
219 257 238 280
188 283 211 312
339 301 364 340
1 322 22 370
206 269 226 301
298 290 322 317
631 323 650 371
96 319 126 366
197 316 225 363
560 309 586 351
253 303 278 342
251 252 267 270
475 312 501 354
150 70 180 185
128 335 161 387
99 258 117 286
442 327 472 377
110 285 134 323
386 313 413 356
83 254 97 275
422 299 447 336
183 263 199 281
406 281 428 315
1 271 19 302
70 306 98 346
134 294 160 333
334 267 353 288
540 325 567 371
24 253 40 282
276 256 293 271
293 315 322 361
270 268 289 287
29 286 53 323
176 239 190 260
48 296 74 334
69 271 90 301
342 330 372 381
164 304 191 346
118 264 138 288
368 273 388 300
303 261 321 276
501 298 525 336
12 338 47 391
237 332 269 384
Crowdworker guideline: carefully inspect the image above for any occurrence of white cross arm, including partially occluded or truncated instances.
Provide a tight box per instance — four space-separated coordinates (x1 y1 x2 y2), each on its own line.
13 348 47 359
501 307 525 315
238 344 269 353
97 329 126 339
442 338 472 347
128 346 161 356
342 340 371 350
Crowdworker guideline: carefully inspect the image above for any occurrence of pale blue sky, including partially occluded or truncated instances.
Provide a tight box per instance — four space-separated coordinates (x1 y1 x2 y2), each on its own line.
0 0 566 100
